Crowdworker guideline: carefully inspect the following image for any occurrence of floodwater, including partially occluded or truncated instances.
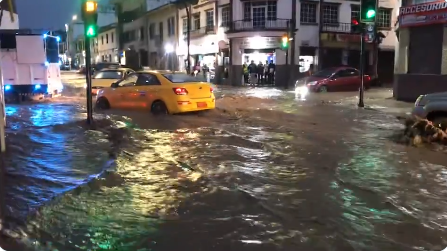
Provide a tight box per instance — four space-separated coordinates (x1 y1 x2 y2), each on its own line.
1 88 447 251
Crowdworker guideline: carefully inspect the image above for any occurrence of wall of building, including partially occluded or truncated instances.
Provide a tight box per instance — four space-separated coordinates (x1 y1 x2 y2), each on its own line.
97 28 118 63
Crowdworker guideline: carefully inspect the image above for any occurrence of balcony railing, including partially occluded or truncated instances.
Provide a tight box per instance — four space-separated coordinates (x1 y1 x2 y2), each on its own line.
183 26 216 38
321 22 352 34
226 19 290 33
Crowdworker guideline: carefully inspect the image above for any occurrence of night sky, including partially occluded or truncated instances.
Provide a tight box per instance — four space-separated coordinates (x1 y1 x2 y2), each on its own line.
16 0 79 29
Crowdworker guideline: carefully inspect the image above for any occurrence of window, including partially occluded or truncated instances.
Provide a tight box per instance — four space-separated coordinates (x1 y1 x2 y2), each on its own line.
162 73 206 83
94 70 124 79
243 1 277 21
336 68 359 78
149 23 155 39
206 10 214 28
106 34 109 43
118 73 138 87
376 8 392 28
221 7 230 26
140 26 145 40
182 18 188 34
193 14 200 30
111 32 114 43
167 17 175 36
300 3 317 24
159 22 164 39
136 74 161 86
351 5 360 20
101 35 104 44
322 4 339 24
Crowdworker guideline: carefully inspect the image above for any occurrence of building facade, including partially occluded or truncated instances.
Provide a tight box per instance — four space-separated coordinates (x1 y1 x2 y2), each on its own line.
227 0 294 86
178 0 229 74
147 4 178 70
97 24 118 63
394 0 447 101
226 0 398 86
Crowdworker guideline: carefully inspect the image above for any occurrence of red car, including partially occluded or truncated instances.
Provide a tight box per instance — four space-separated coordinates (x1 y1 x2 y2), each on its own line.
295 67 371 92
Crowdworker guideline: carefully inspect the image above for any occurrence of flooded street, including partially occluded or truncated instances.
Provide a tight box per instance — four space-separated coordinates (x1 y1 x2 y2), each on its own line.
1 87 447 251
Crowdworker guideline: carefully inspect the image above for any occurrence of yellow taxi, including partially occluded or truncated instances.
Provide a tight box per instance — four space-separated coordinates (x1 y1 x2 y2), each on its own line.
95 70 215 114
91 67 135 95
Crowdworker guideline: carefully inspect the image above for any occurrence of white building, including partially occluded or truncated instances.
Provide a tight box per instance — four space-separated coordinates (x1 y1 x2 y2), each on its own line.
97 24 119 63
67 5 116 67
178 0 229 72
226 0 398 85
146 3 178 70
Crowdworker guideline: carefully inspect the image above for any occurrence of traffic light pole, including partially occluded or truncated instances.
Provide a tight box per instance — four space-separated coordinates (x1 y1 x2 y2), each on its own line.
84 35 94 124
358 29 365 108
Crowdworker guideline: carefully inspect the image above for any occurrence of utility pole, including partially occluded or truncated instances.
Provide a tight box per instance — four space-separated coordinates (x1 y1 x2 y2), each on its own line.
81 0 98 125
185 4 191 74
290 0 296 66
317 0 324 70
358 0 377 107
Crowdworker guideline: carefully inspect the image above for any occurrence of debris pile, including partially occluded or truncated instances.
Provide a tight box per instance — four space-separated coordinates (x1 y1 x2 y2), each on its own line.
404 117 447 146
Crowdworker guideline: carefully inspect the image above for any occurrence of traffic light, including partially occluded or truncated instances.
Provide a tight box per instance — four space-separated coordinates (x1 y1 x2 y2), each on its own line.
81 0 98 38
360 0 377 22
281 35 289 50
351 18 362 34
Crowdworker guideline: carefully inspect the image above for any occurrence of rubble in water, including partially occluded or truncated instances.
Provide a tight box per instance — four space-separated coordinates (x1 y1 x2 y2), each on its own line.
403 117 447 146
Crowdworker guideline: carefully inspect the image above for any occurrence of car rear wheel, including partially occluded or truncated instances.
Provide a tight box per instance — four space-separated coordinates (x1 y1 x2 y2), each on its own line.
96 97 110 110
151 101 168 115
318 85 328 93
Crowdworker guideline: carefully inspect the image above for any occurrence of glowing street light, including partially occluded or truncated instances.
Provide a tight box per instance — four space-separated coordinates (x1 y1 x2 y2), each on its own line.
164 44 174 54
72 15 77 21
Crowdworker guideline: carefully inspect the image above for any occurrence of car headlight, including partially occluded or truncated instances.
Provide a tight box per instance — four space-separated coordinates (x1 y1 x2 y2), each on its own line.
307 81 317 85
295 86 308 95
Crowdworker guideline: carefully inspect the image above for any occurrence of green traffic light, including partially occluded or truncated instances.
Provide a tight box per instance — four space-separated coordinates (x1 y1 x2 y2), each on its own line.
86 25 96 37
366 9 376 18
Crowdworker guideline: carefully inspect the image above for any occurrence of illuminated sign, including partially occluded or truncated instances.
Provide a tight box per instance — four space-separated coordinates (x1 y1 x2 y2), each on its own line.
399 0 447 27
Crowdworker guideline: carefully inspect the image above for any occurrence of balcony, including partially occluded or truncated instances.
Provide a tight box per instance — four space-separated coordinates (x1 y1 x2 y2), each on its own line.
321 22 353 34
226 19 291 33
183 26 216 39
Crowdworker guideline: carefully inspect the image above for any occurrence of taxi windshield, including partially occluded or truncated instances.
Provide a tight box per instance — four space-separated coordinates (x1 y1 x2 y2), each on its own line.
162 73 206 83
94 70 123 79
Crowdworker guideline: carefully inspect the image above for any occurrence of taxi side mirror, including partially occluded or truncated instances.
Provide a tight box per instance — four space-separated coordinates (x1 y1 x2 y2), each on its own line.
111 82 118 88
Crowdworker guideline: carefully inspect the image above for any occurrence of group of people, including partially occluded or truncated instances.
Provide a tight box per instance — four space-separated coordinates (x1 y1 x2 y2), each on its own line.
243 60 276 86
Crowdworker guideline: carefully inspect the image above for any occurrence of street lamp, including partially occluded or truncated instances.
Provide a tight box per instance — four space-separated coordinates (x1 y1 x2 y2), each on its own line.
72 15 77 21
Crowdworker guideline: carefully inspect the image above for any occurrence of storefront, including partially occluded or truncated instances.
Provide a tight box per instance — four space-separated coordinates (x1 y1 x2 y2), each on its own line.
229 36 287 86
394 0 447 101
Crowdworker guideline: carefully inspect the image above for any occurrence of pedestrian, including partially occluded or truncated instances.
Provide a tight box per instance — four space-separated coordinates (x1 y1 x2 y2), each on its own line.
242 64 248 84
248 60 257 87
268 60 275 86
257 61 264 85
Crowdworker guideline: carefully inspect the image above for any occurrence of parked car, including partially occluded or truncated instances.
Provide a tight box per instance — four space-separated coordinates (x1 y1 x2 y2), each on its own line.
295 66 371 93
412 92 447 126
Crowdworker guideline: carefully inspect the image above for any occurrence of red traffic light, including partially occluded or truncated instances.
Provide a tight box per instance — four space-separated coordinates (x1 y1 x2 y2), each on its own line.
352 18 359 25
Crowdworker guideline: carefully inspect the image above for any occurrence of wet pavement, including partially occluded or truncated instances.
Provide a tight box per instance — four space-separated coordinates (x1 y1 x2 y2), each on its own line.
1 86 447 251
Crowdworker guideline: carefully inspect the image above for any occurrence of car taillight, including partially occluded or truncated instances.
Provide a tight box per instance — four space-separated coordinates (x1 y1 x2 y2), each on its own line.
210 87 213 93
366 75 371 81
173 87 188 95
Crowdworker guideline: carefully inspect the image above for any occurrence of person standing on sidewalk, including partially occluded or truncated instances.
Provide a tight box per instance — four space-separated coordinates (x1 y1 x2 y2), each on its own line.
248 60 257 87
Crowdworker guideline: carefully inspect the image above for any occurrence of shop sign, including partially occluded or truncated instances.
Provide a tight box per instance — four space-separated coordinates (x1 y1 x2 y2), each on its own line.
399 1 447 27
240 37 279 49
